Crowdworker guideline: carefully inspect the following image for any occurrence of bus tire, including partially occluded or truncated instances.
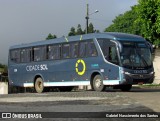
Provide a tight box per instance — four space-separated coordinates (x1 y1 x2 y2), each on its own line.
34 77 44 93
120 84 132 92
92 75 105 92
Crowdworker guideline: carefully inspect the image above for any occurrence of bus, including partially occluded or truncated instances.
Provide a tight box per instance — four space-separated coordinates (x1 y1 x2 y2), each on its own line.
8 32 154 93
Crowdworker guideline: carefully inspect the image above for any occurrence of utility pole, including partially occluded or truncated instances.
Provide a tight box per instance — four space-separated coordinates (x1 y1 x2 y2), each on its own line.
85 4 89 34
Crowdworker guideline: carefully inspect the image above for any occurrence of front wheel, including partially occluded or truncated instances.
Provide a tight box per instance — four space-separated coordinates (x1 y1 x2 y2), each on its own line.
92 75 106 92
120 84 132 92
34 77 44 93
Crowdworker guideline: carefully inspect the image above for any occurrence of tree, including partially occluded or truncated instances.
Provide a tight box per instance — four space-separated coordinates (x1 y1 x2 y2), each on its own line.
136 0 160 44
88 23 95 33
105 6 141 35
68 27 76 36
95 30 100 33
46 33 57 40
68 23 99 36
0 64 7 73
76 24 84 35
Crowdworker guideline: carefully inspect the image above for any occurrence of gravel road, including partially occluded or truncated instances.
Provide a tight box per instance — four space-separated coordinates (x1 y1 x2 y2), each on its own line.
0 87 159 121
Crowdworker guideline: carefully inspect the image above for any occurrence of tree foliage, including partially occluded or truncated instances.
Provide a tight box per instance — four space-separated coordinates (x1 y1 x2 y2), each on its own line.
46 33 57 40
0 64 7 73
136 0 160 44
105 6 141 35
76 24 84 35
68 23 98 36
105 1 160 45
88 23 95 33
68 27 76 36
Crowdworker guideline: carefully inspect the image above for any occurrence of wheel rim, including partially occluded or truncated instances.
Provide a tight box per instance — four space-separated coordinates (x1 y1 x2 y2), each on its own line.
37 81 42 90
95 78 102 88
35 78 44 93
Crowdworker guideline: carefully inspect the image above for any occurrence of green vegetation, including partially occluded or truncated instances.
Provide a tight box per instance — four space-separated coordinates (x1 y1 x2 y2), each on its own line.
0 68 4 72
46 33 57 40
136 0 160 44
138 84 160 88
68 23 99 36
105 6 141 35
105 0 160 45
0 64 7 73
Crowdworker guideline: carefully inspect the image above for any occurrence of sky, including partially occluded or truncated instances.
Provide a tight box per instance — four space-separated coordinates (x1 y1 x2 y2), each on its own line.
0 0 137 64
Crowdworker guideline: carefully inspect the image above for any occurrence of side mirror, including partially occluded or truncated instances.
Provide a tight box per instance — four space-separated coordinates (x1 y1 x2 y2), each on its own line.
111 40 122 53
118 42 123 53
146 41 154 54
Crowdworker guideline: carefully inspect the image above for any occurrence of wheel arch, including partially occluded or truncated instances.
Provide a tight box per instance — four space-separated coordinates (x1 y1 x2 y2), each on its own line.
90 71 103 85
33 74 44 85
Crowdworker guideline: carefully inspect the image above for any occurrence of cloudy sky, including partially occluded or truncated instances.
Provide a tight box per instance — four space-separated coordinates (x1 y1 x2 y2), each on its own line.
0 0 137 64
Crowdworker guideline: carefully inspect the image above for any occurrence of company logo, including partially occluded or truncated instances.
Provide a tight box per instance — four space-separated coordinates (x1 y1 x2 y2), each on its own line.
2 113 11 119
1 113 42 119
26 64 48 72
75 59 86 76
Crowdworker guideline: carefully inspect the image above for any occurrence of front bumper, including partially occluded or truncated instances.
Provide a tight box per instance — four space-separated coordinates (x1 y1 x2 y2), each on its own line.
121 72 155 85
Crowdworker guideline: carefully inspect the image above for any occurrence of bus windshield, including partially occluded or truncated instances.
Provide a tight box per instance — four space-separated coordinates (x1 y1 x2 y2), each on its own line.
120 42 152 69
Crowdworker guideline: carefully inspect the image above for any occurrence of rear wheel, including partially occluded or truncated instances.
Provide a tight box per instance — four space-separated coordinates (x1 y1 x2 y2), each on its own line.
34 77 44 93
120 84 132 92
92 75 105 91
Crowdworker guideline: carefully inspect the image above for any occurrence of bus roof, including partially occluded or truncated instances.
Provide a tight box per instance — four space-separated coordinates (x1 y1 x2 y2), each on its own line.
10 32 145 49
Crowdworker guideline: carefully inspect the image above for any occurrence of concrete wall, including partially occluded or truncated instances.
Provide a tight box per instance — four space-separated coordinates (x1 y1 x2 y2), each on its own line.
153 55 160 84
0 82 8 94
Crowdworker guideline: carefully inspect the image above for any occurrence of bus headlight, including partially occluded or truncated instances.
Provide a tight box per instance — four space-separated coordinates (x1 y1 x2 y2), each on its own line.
124 72 131 75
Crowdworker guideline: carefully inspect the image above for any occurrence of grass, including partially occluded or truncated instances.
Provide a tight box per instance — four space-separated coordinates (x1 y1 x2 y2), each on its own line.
137 84 160 88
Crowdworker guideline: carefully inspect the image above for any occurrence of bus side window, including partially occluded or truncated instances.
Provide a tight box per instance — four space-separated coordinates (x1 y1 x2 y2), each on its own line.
33 47 40 61
97 39 109 59
79 42 87 58
48 45 61 60
10 49 20 63
20 48 31 63
87 41 97 57
70 42 78 58
108 46 119 65
62 44 70 59
33 46 46 61
48 45 54 60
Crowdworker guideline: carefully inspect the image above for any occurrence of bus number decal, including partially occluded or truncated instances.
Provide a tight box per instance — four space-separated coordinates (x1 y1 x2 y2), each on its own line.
26 64 48 72
75 59 86 76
